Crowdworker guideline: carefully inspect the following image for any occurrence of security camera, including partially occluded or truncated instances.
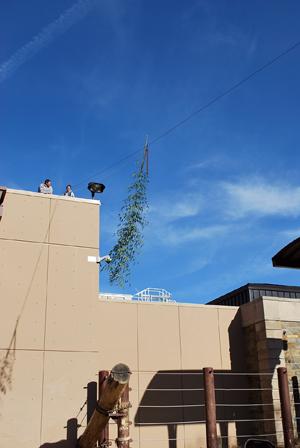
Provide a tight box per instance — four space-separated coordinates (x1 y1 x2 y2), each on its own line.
100 255 111 264
87 255 111 264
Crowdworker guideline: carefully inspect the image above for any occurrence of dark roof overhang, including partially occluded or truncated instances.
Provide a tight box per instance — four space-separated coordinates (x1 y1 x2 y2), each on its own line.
272 237 300 269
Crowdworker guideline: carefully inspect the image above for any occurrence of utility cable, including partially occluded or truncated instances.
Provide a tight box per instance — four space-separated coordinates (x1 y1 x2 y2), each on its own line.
75 38 300 191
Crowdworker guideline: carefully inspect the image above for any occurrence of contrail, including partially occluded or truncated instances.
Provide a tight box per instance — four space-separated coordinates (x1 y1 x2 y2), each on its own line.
0 0 98 84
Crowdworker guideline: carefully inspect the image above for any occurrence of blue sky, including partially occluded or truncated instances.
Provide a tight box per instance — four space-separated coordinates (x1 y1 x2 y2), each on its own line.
2 0 300 303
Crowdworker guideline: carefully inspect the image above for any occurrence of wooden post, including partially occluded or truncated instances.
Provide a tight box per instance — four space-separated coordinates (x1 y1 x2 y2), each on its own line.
98 370 109 447
277 367 295 448
203 367 217 448
66 418 78 446
78 364 131 448
87 382 97 423
116 383 131 448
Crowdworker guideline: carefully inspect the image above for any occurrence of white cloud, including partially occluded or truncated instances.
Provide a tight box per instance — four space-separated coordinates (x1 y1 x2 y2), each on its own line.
146 192 229 247
185 157 222 172
162 224 228 246
150 193 203 222
223 179 300 218
0 0 97 83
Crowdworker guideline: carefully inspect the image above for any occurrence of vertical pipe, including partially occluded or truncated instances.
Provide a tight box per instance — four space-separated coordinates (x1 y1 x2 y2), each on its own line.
98 370 109 447
203 367 217 448
277 367 295 448
116 383 131 448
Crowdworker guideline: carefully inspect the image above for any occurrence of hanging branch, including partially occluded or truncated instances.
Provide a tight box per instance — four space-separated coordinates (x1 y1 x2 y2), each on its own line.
104 146 149 287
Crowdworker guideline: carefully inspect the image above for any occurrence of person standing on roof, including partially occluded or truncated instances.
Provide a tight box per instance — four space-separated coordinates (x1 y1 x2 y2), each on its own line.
38 179 53 194
64 184 75 197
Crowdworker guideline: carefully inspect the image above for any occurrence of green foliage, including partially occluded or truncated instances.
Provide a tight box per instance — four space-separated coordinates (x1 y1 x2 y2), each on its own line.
104 167 148 287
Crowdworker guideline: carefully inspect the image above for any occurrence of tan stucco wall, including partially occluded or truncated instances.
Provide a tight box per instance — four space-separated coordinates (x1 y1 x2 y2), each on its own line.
0 190 100 447
0 190 241 448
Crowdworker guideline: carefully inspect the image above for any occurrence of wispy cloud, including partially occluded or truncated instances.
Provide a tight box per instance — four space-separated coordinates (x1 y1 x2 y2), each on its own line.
147 192 228 247
0 0 97 83
223 179 300 218
161 224 228 246
150 193 203 222
185 156 222 172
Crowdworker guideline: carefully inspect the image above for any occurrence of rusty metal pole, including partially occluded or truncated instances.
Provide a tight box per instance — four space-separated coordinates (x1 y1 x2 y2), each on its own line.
203 367 217 448
98 370 109 447
277 367 295 448
116 383 131 448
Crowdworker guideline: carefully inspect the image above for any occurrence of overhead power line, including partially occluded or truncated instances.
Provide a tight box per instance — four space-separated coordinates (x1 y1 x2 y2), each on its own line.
76 38 300 190
150 40 300 145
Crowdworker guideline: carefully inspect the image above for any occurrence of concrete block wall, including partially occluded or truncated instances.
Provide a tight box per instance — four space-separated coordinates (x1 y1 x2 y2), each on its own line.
241 297 300 446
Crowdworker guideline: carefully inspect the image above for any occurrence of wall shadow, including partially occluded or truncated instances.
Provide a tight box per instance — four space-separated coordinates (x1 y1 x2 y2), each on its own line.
135 368 252 448
40 418 78 448
40 380 98 448
135 312 283 448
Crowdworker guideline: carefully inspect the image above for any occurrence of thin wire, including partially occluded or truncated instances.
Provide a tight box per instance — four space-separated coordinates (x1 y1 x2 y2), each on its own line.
149 40 300 146
139 437 205 442
144 387 275 391
135 371 203 375
221 432 284 439
216 403 275 407
139 402 275 408
132 371 274 375
138 433 282 442
76 400 87 418
145 388 204 391
135 420 205 425
74 38 300 188
135 417 280 426
217 418 277 423
139 404 205 408
214 372 275 376
73 149 140 192
79 411 87 426
216 388 276 391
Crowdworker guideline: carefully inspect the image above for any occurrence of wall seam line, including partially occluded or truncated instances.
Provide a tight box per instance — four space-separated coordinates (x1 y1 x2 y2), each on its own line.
39 200 52 446
217 309 223 369
136 303 140 446
177 306 186 448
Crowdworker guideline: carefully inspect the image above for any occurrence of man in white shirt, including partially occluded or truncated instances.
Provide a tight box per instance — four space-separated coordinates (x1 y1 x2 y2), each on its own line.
38 179 53 194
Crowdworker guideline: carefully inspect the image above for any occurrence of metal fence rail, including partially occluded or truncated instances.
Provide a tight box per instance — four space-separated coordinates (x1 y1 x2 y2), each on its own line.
78 367 299 448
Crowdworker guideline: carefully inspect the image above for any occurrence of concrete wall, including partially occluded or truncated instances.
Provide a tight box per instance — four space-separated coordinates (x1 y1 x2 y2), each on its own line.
0 190 100 448
0 189 244 448
240 297 300 444
2 190 300 448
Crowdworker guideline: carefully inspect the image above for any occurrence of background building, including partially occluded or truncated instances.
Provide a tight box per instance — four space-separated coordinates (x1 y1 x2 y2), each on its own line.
208 283 300 306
